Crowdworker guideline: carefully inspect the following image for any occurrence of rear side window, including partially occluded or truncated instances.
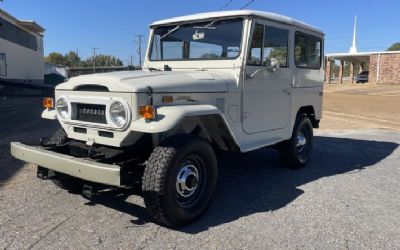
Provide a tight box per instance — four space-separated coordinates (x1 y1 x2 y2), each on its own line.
295 32 322 69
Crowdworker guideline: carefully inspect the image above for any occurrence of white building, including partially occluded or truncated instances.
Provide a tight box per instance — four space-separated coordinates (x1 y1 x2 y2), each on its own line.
0 8 45 88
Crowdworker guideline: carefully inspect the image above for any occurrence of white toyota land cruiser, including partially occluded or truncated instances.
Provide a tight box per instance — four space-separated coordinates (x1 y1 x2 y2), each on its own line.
11 10 324 227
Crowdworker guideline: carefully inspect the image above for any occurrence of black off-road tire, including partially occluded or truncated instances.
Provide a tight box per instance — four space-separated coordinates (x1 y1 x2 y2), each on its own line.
278 114 313 169
142 134 218 228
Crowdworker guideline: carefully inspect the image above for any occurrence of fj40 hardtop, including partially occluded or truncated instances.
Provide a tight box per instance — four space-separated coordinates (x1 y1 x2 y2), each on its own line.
11 10 324 227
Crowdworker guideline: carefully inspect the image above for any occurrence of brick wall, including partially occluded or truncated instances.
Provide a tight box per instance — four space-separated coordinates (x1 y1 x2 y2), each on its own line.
369 55 378 83
369 53 400 84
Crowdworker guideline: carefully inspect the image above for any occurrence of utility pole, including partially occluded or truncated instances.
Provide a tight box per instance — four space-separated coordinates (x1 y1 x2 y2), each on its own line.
91 47 99 73
135 35 144 68
76 48 79 67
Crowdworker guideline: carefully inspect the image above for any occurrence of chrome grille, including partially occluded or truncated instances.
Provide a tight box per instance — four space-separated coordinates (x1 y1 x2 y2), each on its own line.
73 103 107 124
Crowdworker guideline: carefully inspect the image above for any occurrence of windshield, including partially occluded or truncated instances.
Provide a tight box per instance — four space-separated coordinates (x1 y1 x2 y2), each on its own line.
150 18 243 61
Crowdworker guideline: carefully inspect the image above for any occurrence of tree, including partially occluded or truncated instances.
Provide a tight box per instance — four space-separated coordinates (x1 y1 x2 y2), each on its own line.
45 51 124 67
65 51 81 67
45 52 67 65
200 53 219 59
387 43 400 51
268 47 287 66
83 55 124 67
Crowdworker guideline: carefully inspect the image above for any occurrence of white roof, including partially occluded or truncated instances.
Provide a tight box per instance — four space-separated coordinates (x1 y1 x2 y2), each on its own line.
327 51 400 57
151 10 323 34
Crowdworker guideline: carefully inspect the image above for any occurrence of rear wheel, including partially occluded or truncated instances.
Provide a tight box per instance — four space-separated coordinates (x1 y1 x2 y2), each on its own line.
142 135 218 227
278 114 313 168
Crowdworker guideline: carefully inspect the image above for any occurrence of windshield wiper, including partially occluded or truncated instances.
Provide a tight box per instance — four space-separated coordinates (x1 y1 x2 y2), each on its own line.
194 19 220 30
160 25 181 39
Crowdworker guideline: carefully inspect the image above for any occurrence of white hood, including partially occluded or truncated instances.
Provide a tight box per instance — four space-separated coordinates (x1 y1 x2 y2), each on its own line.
57 70 234 93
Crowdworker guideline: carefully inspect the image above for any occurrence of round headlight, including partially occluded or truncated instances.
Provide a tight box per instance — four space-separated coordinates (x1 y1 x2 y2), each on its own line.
56 98 69 119
109 101 127 128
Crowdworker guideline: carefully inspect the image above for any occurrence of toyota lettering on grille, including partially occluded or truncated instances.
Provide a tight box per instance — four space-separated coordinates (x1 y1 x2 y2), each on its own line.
79 108 105 116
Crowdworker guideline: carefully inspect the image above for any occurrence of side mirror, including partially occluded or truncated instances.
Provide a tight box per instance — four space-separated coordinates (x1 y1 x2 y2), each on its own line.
265 58 280 72
247 58 280 79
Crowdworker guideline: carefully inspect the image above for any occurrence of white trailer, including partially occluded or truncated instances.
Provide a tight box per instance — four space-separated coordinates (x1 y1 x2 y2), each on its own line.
0 8 45 90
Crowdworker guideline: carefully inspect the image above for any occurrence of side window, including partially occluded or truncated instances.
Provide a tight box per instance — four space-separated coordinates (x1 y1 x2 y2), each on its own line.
150 34 162 60
247 24 263 66
0 53 6 76
263 26 289 67
150 35 184 60
295 32 322 69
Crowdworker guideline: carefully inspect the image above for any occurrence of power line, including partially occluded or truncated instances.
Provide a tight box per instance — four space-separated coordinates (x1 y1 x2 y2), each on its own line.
240 0 255 10
219 0 233 10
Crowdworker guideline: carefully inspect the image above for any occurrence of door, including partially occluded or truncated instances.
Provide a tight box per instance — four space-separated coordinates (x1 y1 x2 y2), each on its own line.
0 53 6 77
242 21 292 134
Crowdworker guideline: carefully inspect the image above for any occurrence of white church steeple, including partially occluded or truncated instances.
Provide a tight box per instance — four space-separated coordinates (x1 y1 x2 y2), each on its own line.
349 16 358 54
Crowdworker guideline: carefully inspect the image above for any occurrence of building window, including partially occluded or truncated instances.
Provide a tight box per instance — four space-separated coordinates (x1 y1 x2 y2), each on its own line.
0 53 6 76
0 16 38 51
295 32 322 69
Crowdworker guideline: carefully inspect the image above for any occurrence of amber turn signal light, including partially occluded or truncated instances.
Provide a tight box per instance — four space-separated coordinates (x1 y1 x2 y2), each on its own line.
42 97 54 109
139 105 156 119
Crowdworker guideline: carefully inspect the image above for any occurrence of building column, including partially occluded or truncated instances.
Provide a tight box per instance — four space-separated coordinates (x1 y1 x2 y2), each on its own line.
338 60 344 84
368 55 378 83
349 62 354 83
325 57 332 84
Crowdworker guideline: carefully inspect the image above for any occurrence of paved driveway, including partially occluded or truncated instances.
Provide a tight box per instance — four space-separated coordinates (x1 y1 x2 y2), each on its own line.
1 97 400 249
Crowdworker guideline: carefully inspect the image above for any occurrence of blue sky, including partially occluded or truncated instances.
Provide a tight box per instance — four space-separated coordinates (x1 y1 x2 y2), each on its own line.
1 0 399 65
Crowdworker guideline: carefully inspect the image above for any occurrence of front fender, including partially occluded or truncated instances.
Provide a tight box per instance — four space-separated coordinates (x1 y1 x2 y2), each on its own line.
130 105 222 133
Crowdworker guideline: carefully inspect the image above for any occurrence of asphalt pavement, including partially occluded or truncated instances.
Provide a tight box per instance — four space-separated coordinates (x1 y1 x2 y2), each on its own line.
1 97 400 249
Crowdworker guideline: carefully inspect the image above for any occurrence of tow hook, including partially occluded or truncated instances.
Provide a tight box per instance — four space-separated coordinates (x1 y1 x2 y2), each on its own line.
37 166 49 179
82 183 98 199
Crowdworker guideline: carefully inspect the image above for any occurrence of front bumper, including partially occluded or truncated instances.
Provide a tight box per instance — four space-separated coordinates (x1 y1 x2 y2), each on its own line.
10 142 121 187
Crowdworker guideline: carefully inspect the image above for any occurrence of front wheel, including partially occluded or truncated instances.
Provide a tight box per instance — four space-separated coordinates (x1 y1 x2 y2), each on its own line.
142 135 218 227
278 114 313 169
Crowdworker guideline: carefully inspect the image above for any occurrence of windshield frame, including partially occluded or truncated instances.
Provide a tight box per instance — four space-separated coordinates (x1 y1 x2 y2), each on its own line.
148 17 245 62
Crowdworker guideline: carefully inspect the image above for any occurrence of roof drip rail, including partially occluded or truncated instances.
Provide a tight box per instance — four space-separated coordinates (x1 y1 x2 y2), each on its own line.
240 0 255 10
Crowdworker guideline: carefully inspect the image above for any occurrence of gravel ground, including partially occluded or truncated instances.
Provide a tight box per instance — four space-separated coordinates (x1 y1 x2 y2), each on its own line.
1 94 400 249
321 84 400 131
